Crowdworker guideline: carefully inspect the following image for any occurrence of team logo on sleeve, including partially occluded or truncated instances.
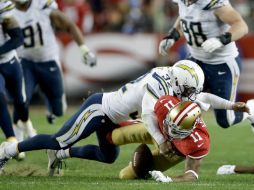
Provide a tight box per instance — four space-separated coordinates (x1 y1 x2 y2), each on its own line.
203 0 220 10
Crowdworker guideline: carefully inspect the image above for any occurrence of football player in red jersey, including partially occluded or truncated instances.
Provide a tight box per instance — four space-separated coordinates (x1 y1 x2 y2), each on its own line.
110 95 241 182
110 96 248 183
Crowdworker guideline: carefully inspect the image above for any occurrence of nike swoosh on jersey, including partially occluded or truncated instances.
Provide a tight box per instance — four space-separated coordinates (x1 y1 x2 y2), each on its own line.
218 71 226 75
197 143 204 148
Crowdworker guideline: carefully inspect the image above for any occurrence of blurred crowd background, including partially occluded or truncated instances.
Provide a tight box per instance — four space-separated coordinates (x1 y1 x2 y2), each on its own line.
56 0 254 34
52 0 254 102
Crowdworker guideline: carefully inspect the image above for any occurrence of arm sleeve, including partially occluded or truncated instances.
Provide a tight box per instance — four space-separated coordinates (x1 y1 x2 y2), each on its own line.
196 92 234 110
0 27 23 55
142 90 166 145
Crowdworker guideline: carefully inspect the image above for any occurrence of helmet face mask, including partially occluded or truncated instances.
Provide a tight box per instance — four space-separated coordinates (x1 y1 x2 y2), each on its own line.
170 60 204 101
163 118 193 140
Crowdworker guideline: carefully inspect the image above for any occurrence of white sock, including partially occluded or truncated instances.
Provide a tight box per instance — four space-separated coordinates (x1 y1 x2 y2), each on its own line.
56 149 70 159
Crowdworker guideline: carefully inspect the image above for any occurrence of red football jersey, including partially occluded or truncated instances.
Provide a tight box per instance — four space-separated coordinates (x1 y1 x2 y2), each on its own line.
154 95 210 159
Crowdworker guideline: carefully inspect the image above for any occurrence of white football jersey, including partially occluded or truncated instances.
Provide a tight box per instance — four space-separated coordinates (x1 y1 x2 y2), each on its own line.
174 0 239 64
102 67 174 124
13 0 59 62
0 1 17 63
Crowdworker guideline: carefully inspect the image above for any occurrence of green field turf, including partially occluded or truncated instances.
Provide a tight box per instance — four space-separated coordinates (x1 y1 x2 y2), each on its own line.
0 106 254 190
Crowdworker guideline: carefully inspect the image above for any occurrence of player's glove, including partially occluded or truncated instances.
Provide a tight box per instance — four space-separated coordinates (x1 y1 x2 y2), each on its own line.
202 32 232 53
216 165 236 175
232 102 250 114
159 28 180 56
149 170 173 183
201 38 223 53
80 45 97 67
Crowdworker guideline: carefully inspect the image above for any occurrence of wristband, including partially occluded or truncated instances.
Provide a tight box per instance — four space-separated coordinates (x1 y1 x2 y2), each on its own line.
163 28 180 41
218 32 232 45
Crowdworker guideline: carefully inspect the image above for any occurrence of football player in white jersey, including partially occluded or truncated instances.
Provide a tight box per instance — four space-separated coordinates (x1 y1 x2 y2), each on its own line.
0 60 249 175
0 0 35 147
159 0 254 130
11 0 96 142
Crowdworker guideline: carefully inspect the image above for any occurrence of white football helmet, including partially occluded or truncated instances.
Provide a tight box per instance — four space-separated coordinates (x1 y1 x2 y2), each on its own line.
170 60 204 101
163 101 201 139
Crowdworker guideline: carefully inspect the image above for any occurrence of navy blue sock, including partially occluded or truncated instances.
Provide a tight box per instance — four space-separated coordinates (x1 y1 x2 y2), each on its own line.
0 93 15 138
70 145 119 164
18 134 61 152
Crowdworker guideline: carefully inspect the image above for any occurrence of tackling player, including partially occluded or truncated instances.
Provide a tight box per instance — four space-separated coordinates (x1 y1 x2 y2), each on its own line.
0 60 249 175
11 0 96 143
0 1 34 146
159 0 253 130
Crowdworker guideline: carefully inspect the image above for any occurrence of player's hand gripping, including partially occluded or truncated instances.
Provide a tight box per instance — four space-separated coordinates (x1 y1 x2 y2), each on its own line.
159 140 172 157
232 102 250 114
149 170 173 183
80 45 97 67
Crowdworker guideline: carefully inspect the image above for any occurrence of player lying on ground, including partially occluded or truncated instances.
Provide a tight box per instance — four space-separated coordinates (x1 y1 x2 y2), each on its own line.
114 95 209 182
109 95 248 182
0 60 250 177
217 165 254 175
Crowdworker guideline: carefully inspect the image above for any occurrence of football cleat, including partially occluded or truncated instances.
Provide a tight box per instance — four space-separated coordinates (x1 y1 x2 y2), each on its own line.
47 149 63 176
0 142 13 170
246 99 254 133
217 165 236 175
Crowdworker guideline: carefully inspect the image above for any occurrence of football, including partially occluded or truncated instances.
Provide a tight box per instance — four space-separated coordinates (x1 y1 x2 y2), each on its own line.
132 144 154 179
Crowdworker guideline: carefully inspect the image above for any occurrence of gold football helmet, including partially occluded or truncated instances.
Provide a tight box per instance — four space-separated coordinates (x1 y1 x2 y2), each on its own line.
163 101 201 139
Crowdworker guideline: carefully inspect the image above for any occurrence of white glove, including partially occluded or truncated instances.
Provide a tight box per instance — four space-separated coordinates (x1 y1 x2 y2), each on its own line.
80 45 97 67
149 170 173 183
216 165 236 175
201 38 223 53
159 39 175 56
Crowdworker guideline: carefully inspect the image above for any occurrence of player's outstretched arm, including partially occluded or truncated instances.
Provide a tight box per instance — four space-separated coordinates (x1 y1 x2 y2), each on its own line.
215 4 248 42
50 10 96 66
150 157 201 182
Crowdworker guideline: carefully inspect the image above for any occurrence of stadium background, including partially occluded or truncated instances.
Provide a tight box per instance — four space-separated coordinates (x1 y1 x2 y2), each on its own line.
49 0 254 104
